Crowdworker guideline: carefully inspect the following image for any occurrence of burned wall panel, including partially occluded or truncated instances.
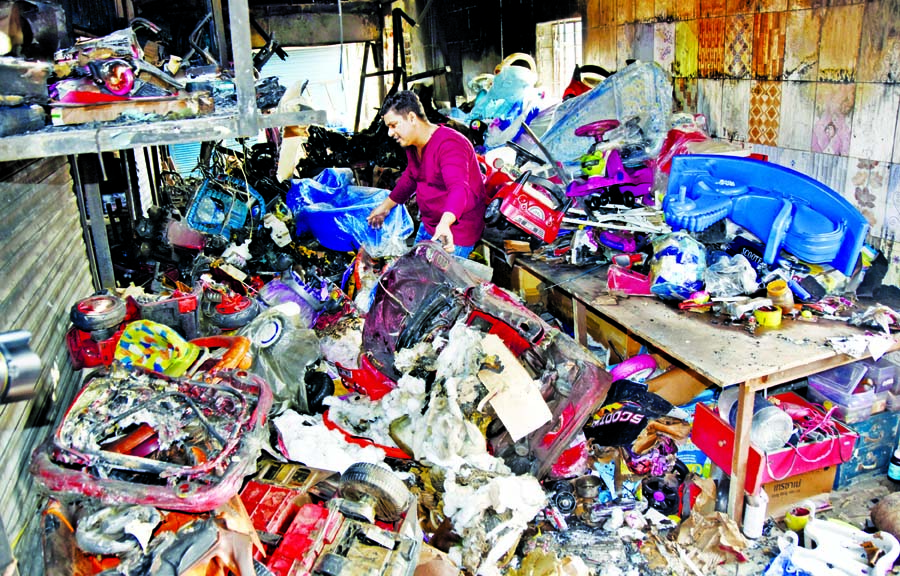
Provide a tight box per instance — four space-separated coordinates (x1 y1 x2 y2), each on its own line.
0 156 93 575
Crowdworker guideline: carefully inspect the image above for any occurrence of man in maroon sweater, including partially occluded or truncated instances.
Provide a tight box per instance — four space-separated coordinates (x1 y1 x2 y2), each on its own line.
367 91 486 258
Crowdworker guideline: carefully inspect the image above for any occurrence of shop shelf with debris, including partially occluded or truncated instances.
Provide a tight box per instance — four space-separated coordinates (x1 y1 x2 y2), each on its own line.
0 0 263 163
692 392 858 496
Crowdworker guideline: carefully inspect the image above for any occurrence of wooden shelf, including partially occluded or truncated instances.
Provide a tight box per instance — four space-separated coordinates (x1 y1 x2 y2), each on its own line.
0 111 241 162
0 0 331 163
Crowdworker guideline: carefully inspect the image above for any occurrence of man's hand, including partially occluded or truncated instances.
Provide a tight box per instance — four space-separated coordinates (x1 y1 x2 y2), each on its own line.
433 212 457 253
367 198 397 228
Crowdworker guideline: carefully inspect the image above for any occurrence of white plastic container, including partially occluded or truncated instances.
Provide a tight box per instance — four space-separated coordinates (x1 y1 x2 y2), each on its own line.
742 488 768 539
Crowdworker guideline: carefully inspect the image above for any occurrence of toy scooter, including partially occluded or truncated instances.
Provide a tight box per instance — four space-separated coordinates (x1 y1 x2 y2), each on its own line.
565 117 655 218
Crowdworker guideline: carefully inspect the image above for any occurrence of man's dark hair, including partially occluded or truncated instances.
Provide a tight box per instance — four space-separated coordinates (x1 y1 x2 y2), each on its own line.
381 90 425 119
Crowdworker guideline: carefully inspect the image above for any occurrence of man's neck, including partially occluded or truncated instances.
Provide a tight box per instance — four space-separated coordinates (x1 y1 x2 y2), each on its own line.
414 123 439 156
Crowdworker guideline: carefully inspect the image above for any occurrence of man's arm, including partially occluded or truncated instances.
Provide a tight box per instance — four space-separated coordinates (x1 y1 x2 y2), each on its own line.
369 151 416 228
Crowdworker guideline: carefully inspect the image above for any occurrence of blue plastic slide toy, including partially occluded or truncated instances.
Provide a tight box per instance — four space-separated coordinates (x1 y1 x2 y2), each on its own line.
663 155 868 276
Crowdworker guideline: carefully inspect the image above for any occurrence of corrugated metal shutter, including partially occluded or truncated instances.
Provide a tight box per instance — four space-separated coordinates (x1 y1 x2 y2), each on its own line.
0 157 94 575
169 141 204 177
261 44 379 130
169 139 250 178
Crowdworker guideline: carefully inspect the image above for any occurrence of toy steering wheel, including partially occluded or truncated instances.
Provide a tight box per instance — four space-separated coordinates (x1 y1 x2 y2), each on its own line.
506 139 546 166
574 119 620 141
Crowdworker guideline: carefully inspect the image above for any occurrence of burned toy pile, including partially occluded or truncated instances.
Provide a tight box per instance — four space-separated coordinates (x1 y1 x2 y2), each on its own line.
20 47 900 576
31 365 273 511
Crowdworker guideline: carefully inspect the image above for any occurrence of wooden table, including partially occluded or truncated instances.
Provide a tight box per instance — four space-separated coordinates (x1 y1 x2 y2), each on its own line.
484 245 900 524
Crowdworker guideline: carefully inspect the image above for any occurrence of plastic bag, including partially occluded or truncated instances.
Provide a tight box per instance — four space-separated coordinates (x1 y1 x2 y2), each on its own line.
522 61 672 164
335 197 413 258
289 169 413 254
466 66 543 150
238 302 321 412
650 231 707 300
763 534 814 576
285 167 355 235
703 253 759 297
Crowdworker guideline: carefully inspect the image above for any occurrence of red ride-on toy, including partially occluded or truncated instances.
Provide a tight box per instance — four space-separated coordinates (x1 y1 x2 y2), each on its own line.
485 170 570 243
482 124 572 244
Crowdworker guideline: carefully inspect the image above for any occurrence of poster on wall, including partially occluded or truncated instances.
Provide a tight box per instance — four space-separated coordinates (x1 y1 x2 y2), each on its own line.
811 83 854 156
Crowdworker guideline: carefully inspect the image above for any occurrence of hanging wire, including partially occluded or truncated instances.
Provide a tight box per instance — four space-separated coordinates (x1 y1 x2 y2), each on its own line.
337 0 344 74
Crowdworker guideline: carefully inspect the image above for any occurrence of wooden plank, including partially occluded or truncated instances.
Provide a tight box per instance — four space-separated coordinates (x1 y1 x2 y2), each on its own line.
729 379 761 525
0 112 241 162
516 255 900 388
51 94 214 127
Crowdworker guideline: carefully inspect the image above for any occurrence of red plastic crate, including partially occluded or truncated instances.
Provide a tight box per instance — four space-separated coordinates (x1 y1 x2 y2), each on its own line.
267 503 336 576
240 481 302 535
691 391 857 494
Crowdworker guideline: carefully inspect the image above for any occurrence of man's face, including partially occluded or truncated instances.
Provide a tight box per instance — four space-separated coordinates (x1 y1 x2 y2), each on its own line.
384 110 415 147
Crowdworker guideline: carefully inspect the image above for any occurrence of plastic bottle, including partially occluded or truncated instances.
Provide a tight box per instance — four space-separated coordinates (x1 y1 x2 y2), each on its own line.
767 279 795 314
742 488 769 539
888 442 900 484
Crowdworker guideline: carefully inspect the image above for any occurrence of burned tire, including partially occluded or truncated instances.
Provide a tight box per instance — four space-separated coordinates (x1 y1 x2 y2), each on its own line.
305 370 334 414
485 198 503 226
70 294 127 331
340 462 410 523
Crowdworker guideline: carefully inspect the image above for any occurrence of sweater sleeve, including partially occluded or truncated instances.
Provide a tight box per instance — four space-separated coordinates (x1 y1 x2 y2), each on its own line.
435 135 477 219
389 149 417 205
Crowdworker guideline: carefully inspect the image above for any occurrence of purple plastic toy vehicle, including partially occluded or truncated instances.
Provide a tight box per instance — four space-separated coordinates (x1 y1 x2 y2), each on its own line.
566 117 655 217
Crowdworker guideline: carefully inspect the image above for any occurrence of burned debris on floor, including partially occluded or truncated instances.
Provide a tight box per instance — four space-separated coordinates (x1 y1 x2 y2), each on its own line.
19 51 900 576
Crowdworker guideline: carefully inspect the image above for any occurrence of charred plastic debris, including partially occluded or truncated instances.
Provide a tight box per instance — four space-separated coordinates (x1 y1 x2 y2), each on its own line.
26 59 900 576
0 1 298 134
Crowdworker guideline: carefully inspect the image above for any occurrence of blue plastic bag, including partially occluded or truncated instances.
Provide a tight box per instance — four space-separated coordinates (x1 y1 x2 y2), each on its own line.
288 168 412 255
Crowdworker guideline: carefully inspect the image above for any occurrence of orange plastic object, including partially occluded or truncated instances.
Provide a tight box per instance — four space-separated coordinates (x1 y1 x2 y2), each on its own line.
103 423 157 455
191 335 253 372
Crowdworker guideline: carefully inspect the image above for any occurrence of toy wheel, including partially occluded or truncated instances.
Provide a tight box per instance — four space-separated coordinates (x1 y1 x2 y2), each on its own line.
485 198 503 225
209 296 259 329
609 354 657 382
70 294 127 331
642 475 680 516
622 191 635 208
340 462 410 523
598 192 611 206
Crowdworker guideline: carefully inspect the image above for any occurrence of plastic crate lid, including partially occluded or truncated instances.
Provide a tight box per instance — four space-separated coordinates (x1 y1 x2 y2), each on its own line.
808 362 868 395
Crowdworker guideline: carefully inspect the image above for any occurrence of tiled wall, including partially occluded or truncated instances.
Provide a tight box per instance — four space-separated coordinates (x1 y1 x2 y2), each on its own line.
584 0 900 285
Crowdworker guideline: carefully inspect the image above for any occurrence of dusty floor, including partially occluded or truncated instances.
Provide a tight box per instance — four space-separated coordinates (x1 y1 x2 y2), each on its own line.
710 475 900 576
540 475 900 575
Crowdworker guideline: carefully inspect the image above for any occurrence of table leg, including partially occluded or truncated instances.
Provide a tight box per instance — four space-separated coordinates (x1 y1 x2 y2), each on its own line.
728 379 761 526
572 298 588 346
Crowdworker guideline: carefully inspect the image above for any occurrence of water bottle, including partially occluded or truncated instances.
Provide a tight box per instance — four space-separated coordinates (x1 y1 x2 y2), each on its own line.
888 441 900 483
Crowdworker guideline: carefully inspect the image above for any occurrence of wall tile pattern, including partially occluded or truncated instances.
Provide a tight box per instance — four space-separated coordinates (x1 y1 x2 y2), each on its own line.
582 0 900 281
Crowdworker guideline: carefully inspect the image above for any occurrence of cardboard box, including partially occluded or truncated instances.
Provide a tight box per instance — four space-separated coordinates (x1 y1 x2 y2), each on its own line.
692 392 857 494
763 465 836 518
